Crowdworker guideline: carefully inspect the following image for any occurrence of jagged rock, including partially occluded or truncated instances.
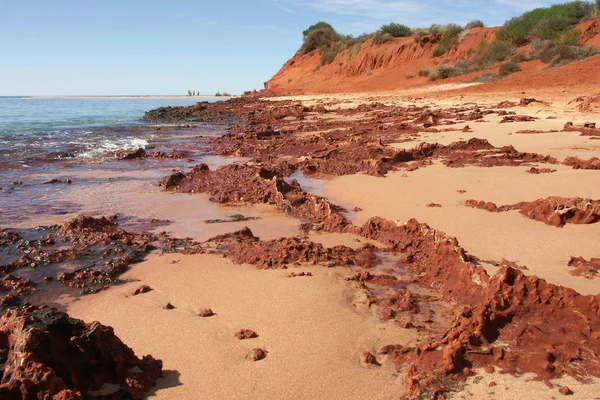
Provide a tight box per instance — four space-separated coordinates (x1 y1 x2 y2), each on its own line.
0 306 162 399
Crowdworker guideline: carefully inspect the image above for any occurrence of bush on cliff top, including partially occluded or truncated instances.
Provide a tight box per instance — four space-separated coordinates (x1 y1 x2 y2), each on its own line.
300 22 342 55
497 1 595 45
432 24 464 57
380 22 412 37
465 20 485 29
372 31 394 46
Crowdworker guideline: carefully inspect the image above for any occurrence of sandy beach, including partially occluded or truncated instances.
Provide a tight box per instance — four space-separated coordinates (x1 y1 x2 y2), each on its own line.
4 4 600 400
52 90 599 399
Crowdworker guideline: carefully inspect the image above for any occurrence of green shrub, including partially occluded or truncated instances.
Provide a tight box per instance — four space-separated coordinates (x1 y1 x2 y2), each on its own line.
558 28 581 45
465 20 485 29
464 40 514 71
343 33 372 47
498 61 521 76
405 72 414 79
429 24 441 35
346 43 361 61
429 64 464 81
380 22 412 37
431 24 464 56
497 1 595 45
321 42 344 65
511 52 529 63
418 68 432 77
530 39 599 67
413 29 429 43
299 23 342 55
372 31 394 45
432 45 446 57
303 22 335 39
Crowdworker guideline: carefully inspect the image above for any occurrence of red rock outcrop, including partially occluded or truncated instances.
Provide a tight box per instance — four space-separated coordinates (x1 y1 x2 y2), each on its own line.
162 163 353 232
208 228 357 269
563 156 600 170
0 306 162 399
465 197 600 227
567 256 600 279
353 217 600 398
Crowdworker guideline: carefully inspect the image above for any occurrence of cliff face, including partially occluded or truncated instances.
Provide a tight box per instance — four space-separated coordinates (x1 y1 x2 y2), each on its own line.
264 19 600 96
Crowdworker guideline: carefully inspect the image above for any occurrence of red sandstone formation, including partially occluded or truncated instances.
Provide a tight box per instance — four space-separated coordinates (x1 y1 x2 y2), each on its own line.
526 167 556 174
563 121 600 136
353 217 600 398
515 197 600 226
465 197 599 226
162 163 352 232
209 228 357 269
563 156 600 170
0 306 162 399
140 93 600 398
147 98 557 180
519 98 542 106
499 115 537 123
575 94 600 113
567 256 600 279
465 197 600 227
515 129 559 134
142 101 236 123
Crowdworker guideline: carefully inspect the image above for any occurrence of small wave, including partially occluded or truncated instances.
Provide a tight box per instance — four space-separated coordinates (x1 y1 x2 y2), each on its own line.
77 138 149 159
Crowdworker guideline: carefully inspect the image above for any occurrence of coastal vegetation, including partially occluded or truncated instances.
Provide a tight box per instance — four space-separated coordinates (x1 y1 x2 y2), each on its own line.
496 1 595 45
296 0 599 82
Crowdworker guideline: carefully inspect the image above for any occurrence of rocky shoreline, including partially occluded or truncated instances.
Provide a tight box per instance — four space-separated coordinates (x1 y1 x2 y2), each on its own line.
2 95 599 398
148 96 600 397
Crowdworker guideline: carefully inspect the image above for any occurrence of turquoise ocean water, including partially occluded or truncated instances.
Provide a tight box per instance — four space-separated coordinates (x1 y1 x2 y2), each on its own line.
0 96 209 162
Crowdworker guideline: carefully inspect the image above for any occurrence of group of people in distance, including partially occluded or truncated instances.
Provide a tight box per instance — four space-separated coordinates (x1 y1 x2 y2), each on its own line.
187 90 200 96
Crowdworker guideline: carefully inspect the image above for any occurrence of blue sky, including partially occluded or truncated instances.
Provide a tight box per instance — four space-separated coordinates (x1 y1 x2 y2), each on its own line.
0 0 567 95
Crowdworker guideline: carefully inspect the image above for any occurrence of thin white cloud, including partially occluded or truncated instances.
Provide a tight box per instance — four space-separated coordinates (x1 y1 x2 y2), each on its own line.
270 0 561 30
291 0 425 19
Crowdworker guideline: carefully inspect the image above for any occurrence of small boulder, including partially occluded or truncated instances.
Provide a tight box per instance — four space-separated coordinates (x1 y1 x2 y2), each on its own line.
246 348 268 361
559 386 573 395
360 351 379 366
132 285 152 296
198 308 215 317
235 329 258 340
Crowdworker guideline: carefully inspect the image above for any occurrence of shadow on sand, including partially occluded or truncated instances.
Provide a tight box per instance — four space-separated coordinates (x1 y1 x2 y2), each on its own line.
146 370 183 397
